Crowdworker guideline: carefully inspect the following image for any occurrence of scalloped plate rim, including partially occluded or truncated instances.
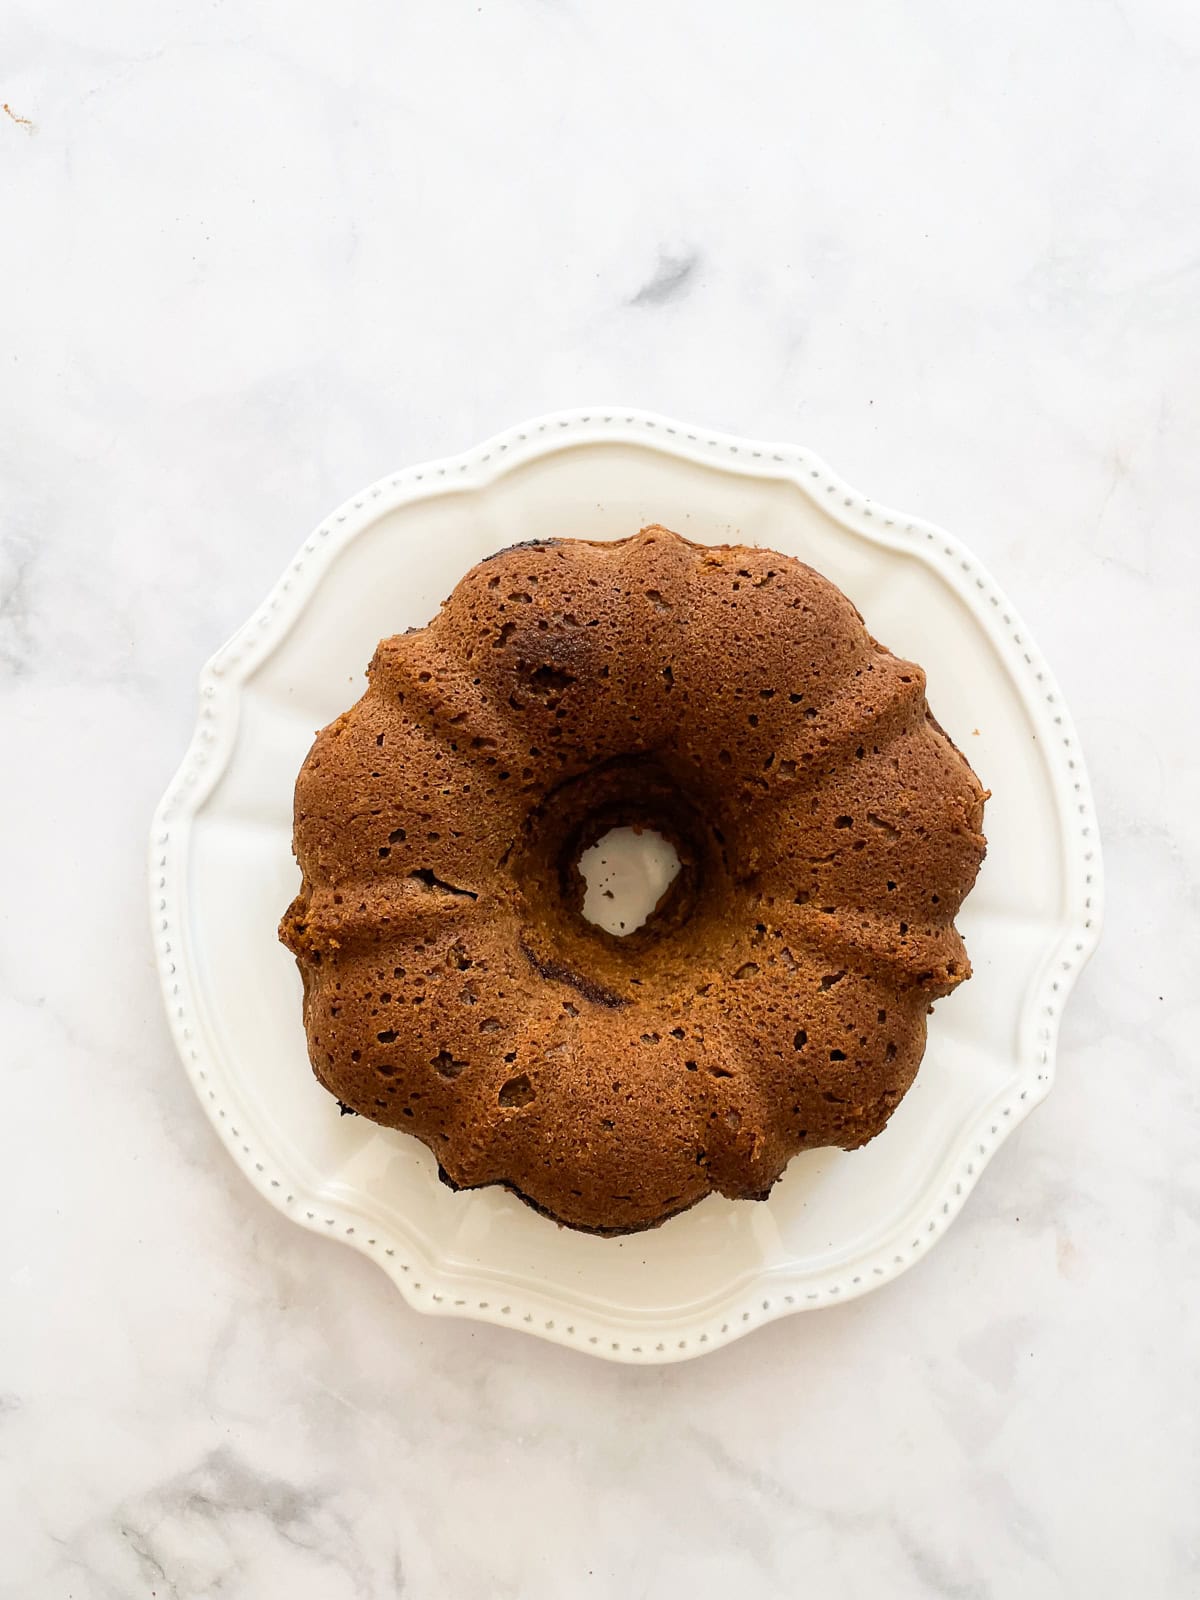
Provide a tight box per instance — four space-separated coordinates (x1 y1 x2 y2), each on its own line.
150 406 1103 1364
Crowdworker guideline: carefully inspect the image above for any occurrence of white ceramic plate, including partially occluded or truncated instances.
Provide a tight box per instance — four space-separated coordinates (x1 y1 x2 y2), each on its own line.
151 409 1102 1363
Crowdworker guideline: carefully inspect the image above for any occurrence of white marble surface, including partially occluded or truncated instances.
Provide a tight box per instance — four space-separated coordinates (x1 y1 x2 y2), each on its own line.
3 2 1198 1595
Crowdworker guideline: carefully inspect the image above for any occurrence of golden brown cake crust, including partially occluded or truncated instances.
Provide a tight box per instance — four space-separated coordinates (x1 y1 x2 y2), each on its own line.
280 527 988 1234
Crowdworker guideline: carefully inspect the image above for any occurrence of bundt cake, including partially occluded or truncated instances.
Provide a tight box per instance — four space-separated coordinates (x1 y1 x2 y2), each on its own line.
280 526 988 1235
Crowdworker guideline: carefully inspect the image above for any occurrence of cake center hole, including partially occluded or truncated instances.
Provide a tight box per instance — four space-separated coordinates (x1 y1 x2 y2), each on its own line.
578 826 681 937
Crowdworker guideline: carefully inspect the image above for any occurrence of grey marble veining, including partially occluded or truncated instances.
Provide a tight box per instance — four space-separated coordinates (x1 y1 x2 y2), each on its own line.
3 2 1199 1596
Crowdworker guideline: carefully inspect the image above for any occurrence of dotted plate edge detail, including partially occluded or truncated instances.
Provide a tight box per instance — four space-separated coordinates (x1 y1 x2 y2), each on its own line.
149 407 1104 1365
